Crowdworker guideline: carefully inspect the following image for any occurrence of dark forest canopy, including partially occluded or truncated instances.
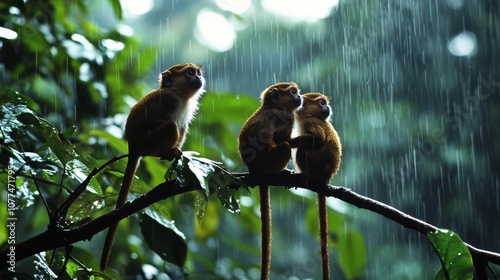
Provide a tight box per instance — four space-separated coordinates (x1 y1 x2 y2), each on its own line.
1 0 499 279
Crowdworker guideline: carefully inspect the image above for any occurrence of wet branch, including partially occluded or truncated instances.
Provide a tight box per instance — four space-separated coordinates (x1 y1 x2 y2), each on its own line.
238 172 500 270
2 171 500 272
0 180 198 269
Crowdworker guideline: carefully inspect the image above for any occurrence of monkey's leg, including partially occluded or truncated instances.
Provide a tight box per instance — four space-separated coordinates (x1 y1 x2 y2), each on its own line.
262 142 292 174
145 120 181 160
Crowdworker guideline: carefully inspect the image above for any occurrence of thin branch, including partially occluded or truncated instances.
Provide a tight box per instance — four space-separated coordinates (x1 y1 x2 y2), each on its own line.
54 155 128 221
1 171 499 272
237 172 500 268
0 180 198 268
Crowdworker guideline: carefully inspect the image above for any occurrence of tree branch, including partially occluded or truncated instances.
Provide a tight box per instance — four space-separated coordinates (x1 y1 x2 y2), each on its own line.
2 171 499 272
238 172 500 268
0 180 198 269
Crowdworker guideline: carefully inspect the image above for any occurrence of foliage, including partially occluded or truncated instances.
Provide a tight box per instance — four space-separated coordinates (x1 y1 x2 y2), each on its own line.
0 90 248 278
0 0 152 129
427 229 474 280
1 0 499 279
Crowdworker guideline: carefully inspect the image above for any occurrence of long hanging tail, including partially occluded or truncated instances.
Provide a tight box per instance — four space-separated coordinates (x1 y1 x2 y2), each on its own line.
100 155 139 270
260 185 271 280
318 193 330 280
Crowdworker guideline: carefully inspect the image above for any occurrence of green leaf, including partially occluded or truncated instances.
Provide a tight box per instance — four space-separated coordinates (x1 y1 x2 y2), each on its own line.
199 92 261 124
66 190 103 223
427 229 473 280
140 212 187 268
0 101 32 146
17 112 76 165
166 153 243 223
108 0 123 21
178 152 243 215
186 152 216 192
337 228 367 280
194 202 220 239
34 251 62 279
67 159 101 194
216 186 241 214
0 89 38 110
304 203 346 246
70 246 101 271
0 89 22 106
87 129 127 153
194 191 208 223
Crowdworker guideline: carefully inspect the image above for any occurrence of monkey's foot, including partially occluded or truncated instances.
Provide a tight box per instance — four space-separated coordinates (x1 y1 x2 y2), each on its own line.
160 147 183 161
278 168 294 175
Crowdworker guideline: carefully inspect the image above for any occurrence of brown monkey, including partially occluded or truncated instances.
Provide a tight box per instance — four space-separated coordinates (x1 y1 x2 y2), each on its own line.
238 82 301 280
100 63 205 270
290 92 342 280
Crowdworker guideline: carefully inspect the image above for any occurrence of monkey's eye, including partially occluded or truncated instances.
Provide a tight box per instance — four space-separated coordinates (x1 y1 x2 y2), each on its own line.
187 69 195 76
290 88 298 95
320 99 327 106
196 70 201 76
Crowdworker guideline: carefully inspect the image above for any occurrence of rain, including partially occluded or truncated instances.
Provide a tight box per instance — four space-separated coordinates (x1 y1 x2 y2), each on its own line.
0 0 499 279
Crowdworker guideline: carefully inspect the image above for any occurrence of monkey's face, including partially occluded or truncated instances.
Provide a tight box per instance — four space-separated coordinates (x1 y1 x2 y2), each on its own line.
297 93 331 120
263 82 301 111
185 67 204 89
160 63 204 92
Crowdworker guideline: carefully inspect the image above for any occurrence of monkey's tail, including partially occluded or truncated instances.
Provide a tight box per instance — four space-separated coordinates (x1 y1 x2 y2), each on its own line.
318 193 330 280
100 155 140 271
260 185 271 280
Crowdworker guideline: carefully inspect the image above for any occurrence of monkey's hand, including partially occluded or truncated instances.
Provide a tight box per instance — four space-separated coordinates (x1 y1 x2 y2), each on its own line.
288 135 321 149
160 147 183 161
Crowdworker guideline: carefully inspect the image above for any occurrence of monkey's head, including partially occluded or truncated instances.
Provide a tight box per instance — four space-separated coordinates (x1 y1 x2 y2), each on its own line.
296 92 331 121
261 82 302 112
160 63 205 96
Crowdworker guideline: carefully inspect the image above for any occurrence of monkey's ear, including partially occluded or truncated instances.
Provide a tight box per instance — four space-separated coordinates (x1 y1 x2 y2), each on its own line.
161 70 173 87
269 88 279 104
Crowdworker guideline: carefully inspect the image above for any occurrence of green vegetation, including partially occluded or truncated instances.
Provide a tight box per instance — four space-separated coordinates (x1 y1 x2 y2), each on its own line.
1 0 499 279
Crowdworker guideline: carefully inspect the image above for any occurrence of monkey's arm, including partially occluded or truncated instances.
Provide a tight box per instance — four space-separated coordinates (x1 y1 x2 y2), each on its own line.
288 135 324 149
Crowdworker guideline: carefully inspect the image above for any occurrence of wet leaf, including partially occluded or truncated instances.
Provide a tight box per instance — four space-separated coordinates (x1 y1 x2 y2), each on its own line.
171 152 243 219
337 228 367 280
199 92 261 124
140 212 187 268
427 229 473 280
195 201 220 239
194 191 208 223
304 203 346 246
67 159 101 195
17 112 76 165
216 187 241 214
34 251 62 279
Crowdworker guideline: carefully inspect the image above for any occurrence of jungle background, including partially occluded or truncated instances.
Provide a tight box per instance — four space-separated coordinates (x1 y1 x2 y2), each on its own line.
0 0 499 279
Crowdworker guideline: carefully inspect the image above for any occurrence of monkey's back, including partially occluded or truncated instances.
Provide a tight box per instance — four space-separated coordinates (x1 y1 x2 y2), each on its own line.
124 88 183 154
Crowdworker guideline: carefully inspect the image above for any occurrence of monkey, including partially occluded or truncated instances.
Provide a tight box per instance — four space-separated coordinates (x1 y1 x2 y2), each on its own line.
289 92 342 280
237 82 302 280
100 63 205 270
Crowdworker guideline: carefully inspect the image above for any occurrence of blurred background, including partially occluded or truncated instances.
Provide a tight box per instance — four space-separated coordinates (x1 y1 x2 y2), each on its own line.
1 0 499 279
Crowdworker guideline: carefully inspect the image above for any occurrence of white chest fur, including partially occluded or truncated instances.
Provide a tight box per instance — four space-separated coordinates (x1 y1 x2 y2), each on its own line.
172 88 205 131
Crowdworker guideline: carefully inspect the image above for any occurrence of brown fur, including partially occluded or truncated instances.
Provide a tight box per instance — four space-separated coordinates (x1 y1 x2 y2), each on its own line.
290 92 342 280
100 63 205 270
238 82 301 280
